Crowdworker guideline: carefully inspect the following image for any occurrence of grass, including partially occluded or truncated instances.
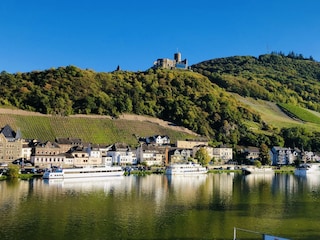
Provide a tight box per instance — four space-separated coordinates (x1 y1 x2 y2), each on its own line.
233 94 320 132
278 103 320 124
274 165 295 173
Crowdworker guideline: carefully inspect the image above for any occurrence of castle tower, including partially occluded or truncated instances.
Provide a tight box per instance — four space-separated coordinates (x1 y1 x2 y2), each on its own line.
174 52 181 63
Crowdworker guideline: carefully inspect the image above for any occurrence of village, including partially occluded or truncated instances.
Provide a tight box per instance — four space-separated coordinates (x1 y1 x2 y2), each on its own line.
1 124 319 173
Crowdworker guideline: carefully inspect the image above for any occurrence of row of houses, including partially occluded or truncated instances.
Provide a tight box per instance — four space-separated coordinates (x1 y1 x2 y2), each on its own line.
0 125 233 167
1 124 319 167
239 146 320 165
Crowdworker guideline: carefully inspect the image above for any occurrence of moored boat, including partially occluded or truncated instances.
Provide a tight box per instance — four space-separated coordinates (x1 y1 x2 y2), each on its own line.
294 163 320 176
242 166 274 175
43 165 124 179
165 162 208 175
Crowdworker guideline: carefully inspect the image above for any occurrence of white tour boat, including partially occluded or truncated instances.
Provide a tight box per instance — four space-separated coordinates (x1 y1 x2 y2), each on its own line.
43 165 124 179
294 163 320 176
242 166 274 175
165 162 208 175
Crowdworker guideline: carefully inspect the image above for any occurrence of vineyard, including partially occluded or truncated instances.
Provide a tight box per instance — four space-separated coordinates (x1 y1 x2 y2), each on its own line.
277 103 320 124
0 112 196 146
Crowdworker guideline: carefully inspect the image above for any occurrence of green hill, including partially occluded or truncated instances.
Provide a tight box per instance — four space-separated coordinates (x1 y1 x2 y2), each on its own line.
233 94 320 132
2 53 320 151
192 53 320 111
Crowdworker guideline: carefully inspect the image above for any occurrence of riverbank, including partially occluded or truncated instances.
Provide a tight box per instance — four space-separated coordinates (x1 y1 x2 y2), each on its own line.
0 166 296 181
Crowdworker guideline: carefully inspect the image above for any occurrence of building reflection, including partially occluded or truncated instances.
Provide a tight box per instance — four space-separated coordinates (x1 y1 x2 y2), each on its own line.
1 173 320 215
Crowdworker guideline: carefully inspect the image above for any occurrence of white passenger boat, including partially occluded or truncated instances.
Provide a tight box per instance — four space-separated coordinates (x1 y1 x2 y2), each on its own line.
242 166 274 175
43 165 124 179
165 163 208 175
294 163 320 176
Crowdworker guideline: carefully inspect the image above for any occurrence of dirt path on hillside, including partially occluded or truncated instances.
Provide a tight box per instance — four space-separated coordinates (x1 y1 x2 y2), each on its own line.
118 114 199 136
0 108 198 136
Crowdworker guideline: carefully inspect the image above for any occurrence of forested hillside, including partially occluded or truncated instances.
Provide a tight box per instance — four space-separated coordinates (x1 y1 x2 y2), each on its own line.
2 53 320 151
192 53 320 111
0 67 262 147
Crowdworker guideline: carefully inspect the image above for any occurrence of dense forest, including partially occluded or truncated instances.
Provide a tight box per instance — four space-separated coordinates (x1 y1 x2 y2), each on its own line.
2 53 320 151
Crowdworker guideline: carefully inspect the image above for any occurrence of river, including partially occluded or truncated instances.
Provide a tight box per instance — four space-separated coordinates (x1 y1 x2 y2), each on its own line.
0 173 319 240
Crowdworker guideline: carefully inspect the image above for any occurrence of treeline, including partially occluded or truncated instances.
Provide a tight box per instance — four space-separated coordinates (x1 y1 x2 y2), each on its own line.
0 67 265 146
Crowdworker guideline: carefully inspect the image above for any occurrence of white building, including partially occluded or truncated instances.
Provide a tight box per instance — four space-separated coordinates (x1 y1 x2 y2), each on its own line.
22 141 32 160
31 153 74 168
271 147 300 165
107 143 134 165
145 135 170 146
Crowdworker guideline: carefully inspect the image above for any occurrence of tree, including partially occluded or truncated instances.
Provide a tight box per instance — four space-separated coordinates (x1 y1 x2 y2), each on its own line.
7 164 20 178
195 147 210 166
254 160 262 168
259 143 271 165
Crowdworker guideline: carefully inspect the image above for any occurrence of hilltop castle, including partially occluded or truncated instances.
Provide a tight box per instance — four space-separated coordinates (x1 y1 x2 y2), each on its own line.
153 52 188 70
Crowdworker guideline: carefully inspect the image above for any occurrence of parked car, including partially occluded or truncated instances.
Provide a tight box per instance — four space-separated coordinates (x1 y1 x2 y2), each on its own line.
12 159 21 165
20 168 36 174
0 162 8 167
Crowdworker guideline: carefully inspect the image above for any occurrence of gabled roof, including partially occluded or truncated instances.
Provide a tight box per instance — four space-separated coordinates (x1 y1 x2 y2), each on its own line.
37 141 60 148
1 124 16 138
110 143 130 151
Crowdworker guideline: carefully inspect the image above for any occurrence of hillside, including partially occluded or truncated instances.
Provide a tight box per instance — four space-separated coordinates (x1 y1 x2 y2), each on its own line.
232 94 320 132
0 67 262 146
2 53 320 151
0 108 197 146
192 53 320 111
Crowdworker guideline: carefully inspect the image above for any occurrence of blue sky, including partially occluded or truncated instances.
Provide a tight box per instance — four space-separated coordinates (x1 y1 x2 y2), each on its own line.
1 0 319 73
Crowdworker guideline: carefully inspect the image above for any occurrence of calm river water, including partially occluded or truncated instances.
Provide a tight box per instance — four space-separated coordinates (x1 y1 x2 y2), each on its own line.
0 173 320 240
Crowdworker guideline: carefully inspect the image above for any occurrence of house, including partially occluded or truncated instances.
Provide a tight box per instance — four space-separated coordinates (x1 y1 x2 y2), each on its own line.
244 147 260 163
192 145 233 164
32 152 74 168
168 148 192 163
137 143 167 166
211 146 233 164
143 135 170 146
55 137 83 153
192 144 213 158
270 147 300 165
93 144 115 166
70 145 104 167
0 125 23 162
21 140 33 161
33 141 61 156
107 143 134 165
30 140 64 167
302 151 320 162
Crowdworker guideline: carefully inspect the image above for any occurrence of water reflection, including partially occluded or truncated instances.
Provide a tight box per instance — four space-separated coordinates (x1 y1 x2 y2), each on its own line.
0 173 320 240
43 177 125 193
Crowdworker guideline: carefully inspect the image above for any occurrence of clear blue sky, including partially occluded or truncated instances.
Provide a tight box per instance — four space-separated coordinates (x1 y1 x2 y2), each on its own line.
1 0 319 73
